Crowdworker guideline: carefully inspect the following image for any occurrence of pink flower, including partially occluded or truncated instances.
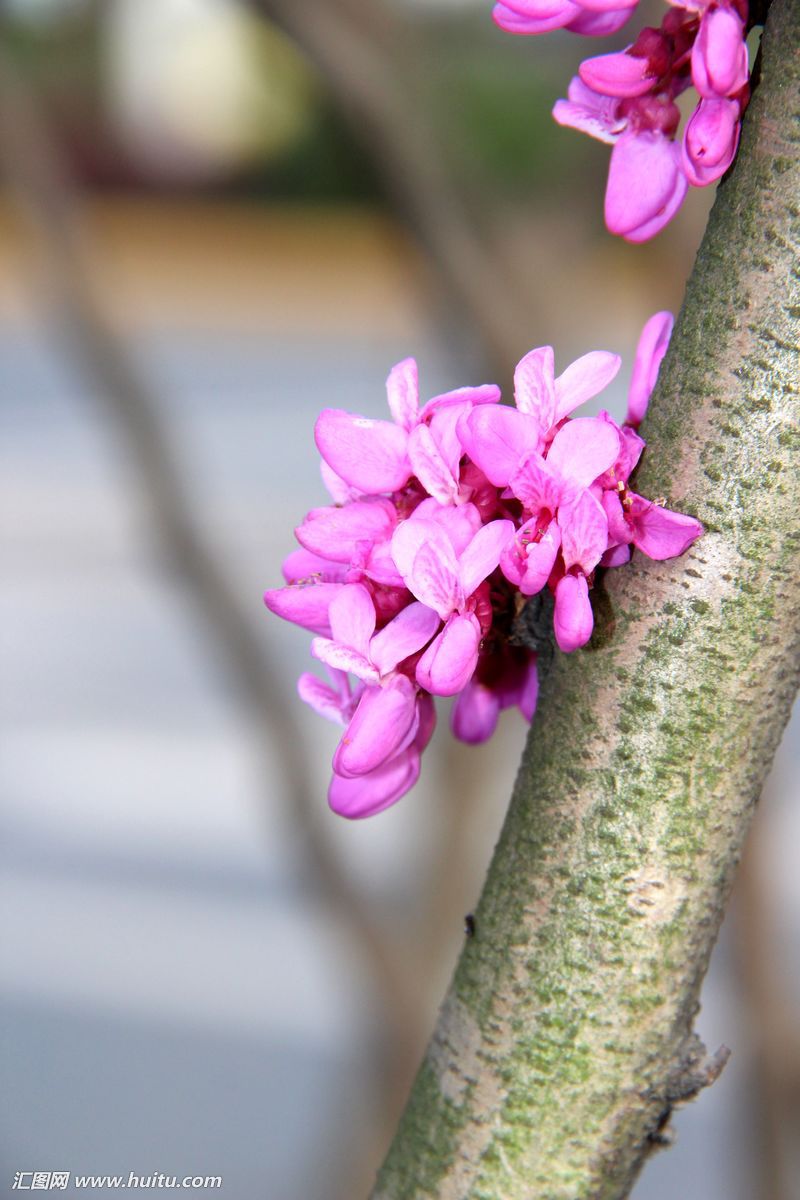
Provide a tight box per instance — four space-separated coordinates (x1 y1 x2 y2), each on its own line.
493 0 637 37
391 513 514 695
692 7 748 99
682 96 741 186
605 130 688 242
626 310 674 426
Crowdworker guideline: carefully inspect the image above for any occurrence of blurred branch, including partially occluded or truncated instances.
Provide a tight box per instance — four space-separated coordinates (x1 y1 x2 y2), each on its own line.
0 41 424 1112
247 0 537 381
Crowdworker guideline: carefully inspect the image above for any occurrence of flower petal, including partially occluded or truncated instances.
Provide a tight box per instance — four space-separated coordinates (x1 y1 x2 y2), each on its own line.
508 453 568 514
451 679 501 744
416 613 481 696
329 749 420 819
627 311 673 427
408 423 460 505
314 409 411 493
458 405 539 487
459 519 516 598
328 583 376 656
553 574 594 652
627 494 704 559
295 499 396 562
263 582 343 635
520 519 562 595
311 637 379 685
391 519 462 618
605 131 687 243
554 350 621 421
333 676 419 777
579 49 656 98
385 358 419 430
514 346 556 430
546 416 620 488
559 488 609 574
297 671 350 725
370 601 441 675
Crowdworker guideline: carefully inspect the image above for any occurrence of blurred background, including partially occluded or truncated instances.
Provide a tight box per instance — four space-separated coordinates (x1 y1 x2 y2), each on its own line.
0 1 798 1197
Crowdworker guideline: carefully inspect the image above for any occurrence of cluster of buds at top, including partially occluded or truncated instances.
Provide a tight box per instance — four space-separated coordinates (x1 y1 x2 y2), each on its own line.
495 0 752 241
264 314 702 819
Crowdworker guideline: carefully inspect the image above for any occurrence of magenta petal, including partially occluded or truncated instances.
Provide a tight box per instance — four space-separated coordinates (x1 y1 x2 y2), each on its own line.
459 519 516 597
554 350 621 421
520 520 562 595
493 0 577 33
559 488 609 574
314 409 411 493
509 452 567 514
263 582 343 635
514 346 556 430
328 583 376 656
385 358 419 431
692 10 748 99
420 383 500 418
627 310 673 426
553 574 594 652
333 676 418 777
628 494 704 559
682 98 740 187
605 131 687 242
458 406 539 487
547 416 620 488
416 614 481 697
391 519 462 618
580 50 655 98
296 499 396 562
370 601 440 675
451 680 501 745
281 548 345 585
602 543 631 568
297 672 349 725
601 488 632 546
422 499 482 554
517 659 539 721
329 749 420 819
566 6 636 34
408 423 460 505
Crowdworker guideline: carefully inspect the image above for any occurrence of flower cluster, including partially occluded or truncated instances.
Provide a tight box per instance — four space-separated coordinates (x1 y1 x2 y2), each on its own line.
495 0 751 241
264 314 702 819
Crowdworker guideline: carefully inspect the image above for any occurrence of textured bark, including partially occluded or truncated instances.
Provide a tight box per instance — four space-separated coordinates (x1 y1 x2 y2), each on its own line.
373 2 800 1197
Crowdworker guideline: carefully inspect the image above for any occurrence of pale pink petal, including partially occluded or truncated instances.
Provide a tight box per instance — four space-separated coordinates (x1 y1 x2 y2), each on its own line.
514 346 556 429
362 540 405 588
385 358 419 430
520 520 562 595
391 519 462 618
263 582 342 635
320 459 358 504
314 409 411 493
547 416 620 488
427 404 468 479
295 499 396 561
559 489 609 574
419 499 482 555
627 311 673 426
333 676 419 777
408 423 460 505
420 384 500 418
627 494 704 559
416 613 481 697
328 583 376 656
601 488 632 546
572 0 639 11
554 351 621 421
605 131 688 242
370 601 441 674
451 680 501 744
580 49 655 97
553 78 627 145
329 749 420 819
458 405 539 487
459 519 516 597
508 453 568 514
553 574 594 652
297 672 349 725
311 637 379 685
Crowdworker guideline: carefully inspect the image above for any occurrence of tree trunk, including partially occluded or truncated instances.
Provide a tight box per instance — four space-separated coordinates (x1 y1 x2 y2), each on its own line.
372 0 800 1196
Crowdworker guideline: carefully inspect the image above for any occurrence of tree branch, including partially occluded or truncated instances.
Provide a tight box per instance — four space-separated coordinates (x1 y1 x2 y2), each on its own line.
373 0 800 1195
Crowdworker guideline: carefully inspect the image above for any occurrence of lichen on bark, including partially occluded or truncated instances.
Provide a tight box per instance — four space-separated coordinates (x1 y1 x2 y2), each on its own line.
373 0 800 1196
